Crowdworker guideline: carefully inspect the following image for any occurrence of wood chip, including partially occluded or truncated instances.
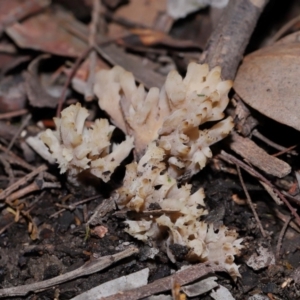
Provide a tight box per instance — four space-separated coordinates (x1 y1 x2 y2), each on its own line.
230 132 291 178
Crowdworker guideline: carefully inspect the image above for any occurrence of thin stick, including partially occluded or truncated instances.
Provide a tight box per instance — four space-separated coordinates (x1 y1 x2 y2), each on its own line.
0 155 14 186
6 180 61 202
236 166 267 237
56 46 92 117
272 145 298 157
6 114 31 151
0 165 47 200
0 109 28 120
0 247 138 297
252 129 297 155
276 215 292 261
0 145 55 181
84 0 101 101
219 150 300 227
49 195 101 218
268 15 300 45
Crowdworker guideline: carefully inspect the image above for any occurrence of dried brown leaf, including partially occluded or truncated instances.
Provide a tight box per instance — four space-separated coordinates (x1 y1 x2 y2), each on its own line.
234 38 300 131
6 9 86 57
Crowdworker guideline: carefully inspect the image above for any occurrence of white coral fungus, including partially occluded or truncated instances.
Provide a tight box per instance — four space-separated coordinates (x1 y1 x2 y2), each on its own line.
115 143 243 278
94 62 234 178
40 103 134 183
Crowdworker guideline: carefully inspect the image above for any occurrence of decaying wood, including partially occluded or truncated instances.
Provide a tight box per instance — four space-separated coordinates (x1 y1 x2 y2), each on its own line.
0 246 138 298
201 0 269 80
101 263 226 300
230 132 291 178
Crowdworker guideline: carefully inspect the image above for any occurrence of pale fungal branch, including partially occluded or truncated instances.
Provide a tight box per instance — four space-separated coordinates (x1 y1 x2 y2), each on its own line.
36 62 242 279
94 62 234 177
115 142 243 279
40 102 134 185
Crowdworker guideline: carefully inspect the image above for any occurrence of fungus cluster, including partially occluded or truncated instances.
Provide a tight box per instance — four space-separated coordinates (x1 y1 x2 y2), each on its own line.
40 102 134 184
39 62 242 278
94 62 234 178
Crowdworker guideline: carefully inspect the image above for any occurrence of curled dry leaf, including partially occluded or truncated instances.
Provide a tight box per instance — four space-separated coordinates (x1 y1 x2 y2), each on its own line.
234 38 300 131
94 62 234 178
40 103 134 185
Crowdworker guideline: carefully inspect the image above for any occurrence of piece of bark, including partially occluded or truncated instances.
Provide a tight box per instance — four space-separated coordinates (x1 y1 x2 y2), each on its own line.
201 0 269 80
230 132 291 178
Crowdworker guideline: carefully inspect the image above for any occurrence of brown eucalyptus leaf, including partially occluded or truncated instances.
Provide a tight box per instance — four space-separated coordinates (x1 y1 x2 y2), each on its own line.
234 42 300 131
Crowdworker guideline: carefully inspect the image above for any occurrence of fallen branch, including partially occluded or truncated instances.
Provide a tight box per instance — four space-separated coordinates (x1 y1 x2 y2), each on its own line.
0 246 138 298
201 0 269 80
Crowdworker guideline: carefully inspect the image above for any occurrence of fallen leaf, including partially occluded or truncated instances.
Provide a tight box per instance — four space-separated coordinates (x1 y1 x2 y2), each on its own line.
6 9 86 57
234 36 300 131
108 0 167 38
0 0 50 34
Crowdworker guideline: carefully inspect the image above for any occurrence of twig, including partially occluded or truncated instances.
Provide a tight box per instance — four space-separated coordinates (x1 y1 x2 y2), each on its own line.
201 0 269 80
0 246 138 297
56 46 92 117
0 109 28 120
219 151 300 227
274 208 300 233
0 165 47 200
281 191 300 206
0 155 14 186
276 215 292 261
252 129 297 155
101 262 226 300
6 179 61 202
84 0 101 101
49 195 101 218
0 144 56 181
236 166 267 237
268 15 300 45
272 145 298 157
6 114 31 151
87 197 116 225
